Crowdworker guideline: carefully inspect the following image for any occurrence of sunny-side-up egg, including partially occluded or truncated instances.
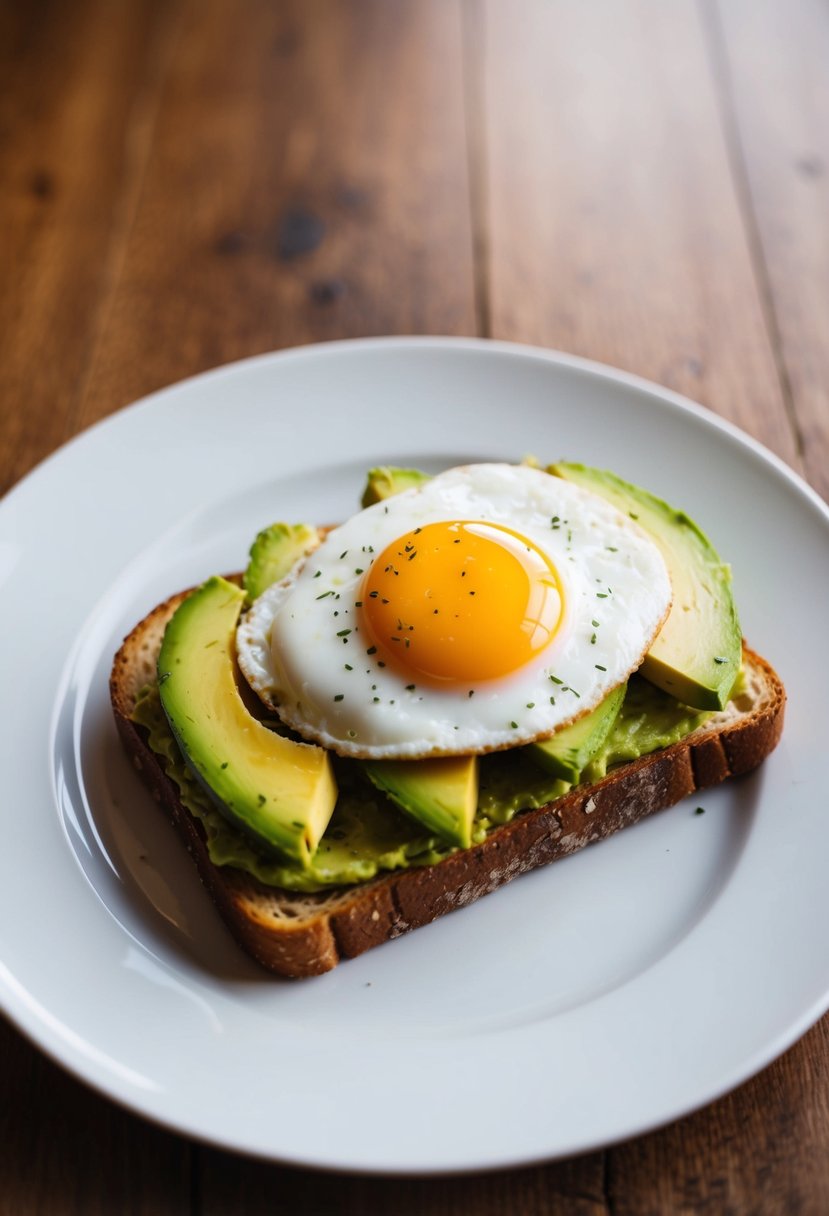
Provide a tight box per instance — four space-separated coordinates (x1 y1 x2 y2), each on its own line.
235 464 672 759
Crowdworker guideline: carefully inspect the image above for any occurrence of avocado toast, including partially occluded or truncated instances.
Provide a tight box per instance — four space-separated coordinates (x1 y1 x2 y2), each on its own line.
110 464 786 977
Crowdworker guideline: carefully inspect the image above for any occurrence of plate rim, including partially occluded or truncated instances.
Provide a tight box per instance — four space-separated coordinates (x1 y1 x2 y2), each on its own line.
6 335 826 520
2 335 827 1173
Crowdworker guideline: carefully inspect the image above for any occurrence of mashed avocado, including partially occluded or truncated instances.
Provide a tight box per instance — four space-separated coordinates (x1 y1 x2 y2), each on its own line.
132 675 709 893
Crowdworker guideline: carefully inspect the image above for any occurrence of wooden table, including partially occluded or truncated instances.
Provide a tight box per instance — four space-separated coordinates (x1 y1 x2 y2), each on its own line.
3 1 828 1210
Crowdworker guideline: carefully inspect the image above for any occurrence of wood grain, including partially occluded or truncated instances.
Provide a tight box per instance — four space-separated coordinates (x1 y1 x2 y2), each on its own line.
477 2 826 1212
0 3 193 1209
608 1018 829 1215
199 1150 610 1216
2 0 827 1212
0 0 174 495
711 0 829 501
480 0 799 466
73 0 476 432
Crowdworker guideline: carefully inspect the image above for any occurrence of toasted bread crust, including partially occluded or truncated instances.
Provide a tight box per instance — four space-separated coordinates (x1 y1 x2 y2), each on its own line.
110 585 786 978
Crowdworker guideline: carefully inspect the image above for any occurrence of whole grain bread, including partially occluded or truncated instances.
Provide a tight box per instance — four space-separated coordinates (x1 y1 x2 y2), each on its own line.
110 586 785 978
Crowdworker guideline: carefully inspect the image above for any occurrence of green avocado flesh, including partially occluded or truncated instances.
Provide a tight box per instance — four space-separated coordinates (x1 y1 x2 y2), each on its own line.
244 522 320 603
364 462 740 711
550 463 742 711
134 462 735 892
528 682 627 783
157 576 337 865
360 466 432 508
134 674 709 893
363 755 479 849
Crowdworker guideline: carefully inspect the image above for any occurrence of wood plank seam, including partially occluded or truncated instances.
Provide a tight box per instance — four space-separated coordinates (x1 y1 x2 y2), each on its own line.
68 1 187 445
461 0 492 339
698 0 807 467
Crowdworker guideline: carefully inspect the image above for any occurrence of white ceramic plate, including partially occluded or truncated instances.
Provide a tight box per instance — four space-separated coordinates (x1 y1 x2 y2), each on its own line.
1 338 827 1174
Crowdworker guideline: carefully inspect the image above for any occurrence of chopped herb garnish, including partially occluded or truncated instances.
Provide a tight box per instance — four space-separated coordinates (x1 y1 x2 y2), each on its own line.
313 570 321 578
714 656 727 664
366 646 377 655
405 684 415 691
550 675 564 685
337 628 351 637
596 592 608 599
257 794 266 806
333 694 344 702
526 702 535 709
592 619 600 627
340 550 348 559
590 632 597 644
220 761 228 770
595 664 607 671
316 590 334 600
695 806 706 815
344 663 353 671
355 568 364 575
510 721 518 729
468 690 474 698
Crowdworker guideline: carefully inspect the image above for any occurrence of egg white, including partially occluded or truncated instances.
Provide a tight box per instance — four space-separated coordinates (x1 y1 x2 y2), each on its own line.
236 464 671 759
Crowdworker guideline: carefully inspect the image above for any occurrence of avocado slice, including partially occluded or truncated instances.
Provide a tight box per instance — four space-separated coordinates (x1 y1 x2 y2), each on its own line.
550 462 741 711
360 466 432 508
363 755 479 849
244 521 320 603
158 576 338 865
527 682 627 783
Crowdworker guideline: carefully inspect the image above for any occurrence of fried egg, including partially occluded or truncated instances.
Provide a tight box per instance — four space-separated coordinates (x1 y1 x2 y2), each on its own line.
236 464 671 759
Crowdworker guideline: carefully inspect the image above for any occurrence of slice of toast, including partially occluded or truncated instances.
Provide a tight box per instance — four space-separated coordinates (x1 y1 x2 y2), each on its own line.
110 587 785 978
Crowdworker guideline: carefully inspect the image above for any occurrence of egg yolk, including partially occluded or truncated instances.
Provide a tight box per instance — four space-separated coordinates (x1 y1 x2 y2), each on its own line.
359 520 564 684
